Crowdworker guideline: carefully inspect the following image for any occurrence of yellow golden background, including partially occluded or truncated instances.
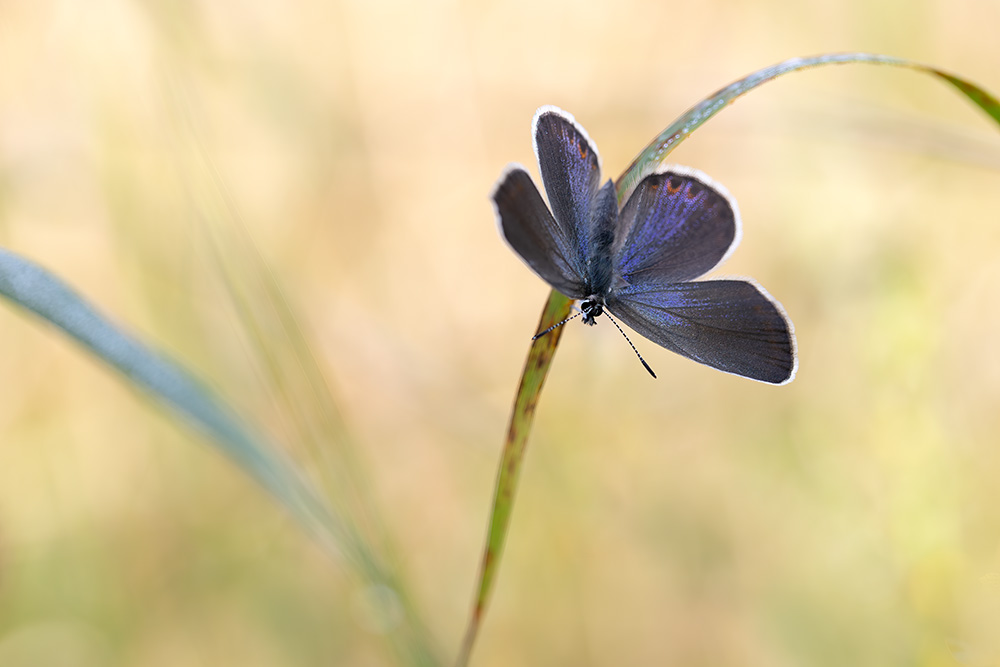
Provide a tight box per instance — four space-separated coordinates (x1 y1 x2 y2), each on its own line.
2 1 1000 665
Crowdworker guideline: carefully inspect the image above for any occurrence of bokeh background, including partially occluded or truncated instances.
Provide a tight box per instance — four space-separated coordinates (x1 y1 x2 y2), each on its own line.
2 1 1000 665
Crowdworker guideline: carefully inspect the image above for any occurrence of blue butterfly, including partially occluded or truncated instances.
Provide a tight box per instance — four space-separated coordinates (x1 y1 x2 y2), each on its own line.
492 105 797 384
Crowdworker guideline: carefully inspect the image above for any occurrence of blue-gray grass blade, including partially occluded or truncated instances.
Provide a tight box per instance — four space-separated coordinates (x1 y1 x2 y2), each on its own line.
0 249 442 667
459 53 1000 666
0 247 359 565
0 248 449 665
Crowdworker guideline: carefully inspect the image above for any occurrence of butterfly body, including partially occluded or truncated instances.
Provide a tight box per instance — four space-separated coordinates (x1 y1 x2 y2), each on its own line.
493 105 797 385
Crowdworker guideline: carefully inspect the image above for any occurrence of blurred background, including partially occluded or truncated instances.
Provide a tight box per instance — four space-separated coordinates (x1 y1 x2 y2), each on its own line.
2 0 1000 665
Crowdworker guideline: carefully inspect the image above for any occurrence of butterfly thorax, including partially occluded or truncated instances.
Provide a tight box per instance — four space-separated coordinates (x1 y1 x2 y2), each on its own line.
582 180 619 301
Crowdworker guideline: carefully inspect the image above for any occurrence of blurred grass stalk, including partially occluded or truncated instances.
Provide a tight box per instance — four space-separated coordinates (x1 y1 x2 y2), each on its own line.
152 13 444 661
456 53 1000 666
164 69 443 665
2 35 445 667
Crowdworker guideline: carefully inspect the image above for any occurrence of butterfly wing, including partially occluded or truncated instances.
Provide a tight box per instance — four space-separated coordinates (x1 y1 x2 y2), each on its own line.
613 166 740 284
533 106 603 277
492 165 588 298
606 279 796 384
606 166 795 383
493 106 606 298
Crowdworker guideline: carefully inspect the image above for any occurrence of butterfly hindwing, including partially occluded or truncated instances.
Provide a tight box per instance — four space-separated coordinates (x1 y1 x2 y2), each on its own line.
606 279 796 384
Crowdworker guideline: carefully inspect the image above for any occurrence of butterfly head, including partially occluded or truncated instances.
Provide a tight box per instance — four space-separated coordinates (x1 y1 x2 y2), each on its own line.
580 297 604 326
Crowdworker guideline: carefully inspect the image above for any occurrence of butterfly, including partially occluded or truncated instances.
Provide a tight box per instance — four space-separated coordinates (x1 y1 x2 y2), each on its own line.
491 105 797 384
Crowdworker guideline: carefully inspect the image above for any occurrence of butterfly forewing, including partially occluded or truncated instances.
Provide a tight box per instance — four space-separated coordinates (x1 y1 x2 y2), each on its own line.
613 168 740 285
606 279 796 384
493 165 588 298
533 107 603 276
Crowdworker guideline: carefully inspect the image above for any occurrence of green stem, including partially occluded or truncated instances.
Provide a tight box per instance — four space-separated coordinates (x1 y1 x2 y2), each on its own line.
456 290 572 667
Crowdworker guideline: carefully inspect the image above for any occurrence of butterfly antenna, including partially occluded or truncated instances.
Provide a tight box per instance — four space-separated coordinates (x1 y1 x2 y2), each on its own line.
603 311 657 378
532 311 583 340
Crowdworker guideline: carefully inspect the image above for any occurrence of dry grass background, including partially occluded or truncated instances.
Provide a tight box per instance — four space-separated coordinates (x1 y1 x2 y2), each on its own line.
2 1 1000 665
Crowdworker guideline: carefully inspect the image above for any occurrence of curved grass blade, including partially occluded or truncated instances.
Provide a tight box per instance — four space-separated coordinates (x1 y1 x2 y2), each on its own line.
456 289 572 667
616 52 1000 203
0 247 349 552
0 246 442 666
459 52 1000 665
